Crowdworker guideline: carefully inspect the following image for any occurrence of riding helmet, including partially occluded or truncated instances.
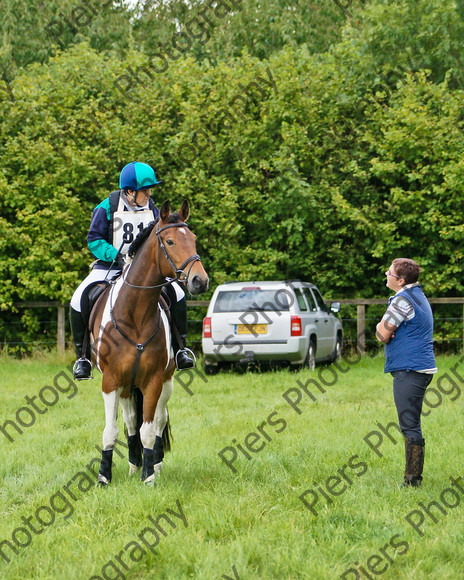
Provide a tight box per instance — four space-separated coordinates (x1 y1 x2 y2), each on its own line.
119 161 162 191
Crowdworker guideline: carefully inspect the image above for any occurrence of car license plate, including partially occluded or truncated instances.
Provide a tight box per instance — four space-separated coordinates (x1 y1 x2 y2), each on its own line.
236 324 267 335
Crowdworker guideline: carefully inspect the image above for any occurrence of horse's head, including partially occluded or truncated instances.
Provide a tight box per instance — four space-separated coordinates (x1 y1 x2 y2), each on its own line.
157 200 209 295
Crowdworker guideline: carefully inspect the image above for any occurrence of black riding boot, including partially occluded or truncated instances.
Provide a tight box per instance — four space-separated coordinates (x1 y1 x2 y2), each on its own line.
169 295 195 370
402 437 425 487
69 307 92 380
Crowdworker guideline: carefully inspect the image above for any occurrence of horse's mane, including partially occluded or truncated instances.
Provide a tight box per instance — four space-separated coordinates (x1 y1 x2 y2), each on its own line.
128 213 184 258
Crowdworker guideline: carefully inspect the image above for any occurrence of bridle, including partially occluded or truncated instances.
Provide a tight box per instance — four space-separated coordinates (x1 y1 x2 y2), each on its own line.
123 222 201 290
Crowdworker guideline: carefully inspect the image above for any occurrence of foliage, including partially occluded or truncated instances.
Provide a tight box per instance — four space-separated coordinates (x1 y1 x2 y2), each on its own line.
0 0 134 79
131 0 348 62
1 0 464 349
335 0 464 88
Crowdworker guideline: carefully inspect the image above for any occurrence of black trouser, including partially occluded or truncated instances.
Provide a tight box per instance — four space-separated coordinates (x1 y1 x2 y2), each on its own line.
392 370 433 439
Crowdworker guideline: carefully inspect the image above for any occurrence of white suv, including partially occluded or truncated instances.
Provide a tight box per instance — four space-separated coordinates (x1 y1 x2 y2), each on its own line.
201 280 343 373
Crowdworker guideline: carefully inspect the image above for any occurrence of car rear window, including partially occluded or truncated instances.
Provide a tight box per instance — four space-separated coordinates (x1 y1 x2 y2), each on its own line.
303 288 317 311
213 289 291 313
294 288 307 311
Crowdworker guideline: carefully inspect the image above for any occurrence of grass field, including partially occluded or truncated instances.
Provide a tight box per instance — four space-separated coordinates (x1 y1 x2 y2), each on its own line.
1 351 464 580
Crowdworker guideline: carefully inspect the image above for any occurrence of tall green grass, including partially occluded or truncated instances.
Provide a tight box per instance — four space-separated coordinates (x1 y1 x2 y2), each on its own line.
0 352 463 579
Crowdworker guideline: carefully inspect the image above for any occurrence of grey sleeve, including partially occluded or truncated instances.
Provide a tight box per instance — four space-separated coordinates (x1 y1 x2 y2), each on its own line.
382 296 415 328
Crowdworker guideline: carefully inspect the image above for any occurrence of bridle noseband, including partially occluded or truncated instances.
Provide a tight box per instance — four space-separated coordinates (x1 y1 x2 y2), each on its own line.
123 221 201 290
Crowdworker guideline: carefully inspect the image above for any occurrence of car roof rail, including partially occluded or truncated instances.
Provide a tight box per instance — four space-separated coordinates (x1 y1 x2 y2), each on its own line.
284 279 301 283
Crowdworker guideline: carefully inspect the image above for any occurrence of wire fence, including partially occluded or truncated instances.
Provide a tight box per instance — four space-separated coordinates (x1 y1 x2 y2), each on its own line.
1 300 463 356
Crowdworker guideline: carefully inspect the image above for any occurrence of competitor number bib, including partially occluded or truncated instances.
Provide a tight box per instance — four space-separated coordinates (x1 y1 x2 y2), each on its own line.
113 209 155 254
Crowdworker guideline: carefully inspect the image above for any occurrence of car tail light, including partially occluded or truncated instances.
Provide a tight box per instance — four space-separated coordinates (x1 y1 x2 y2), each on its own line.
291 316 302 336
203 317 212 338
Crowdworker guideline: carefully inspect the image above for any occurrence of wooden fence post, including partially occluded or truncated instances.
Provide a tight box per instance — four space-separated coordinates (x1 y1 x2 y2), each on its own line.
357 304 366 354
57 305 65 354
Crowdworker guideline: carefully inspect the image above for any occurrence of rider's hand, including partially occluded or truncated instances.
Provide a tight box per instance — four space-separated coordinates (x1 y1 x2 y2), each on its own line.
115 254 125 270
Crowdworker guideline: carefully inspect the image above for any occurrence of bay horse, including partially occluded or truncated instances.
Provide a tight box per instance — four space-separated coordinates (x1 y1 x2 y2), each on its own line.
89 200 209 485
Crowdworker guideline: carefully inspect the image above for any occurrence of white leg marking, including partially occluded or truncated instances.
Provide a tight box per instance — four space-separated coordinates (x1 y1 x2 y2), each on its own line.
143 462 163 485
120 395 137 436
128 464 140 476
140 421 156 450
102 387 122 450
141 377 172 481
154 377 173 437
96 277 124 371
160 308 172 370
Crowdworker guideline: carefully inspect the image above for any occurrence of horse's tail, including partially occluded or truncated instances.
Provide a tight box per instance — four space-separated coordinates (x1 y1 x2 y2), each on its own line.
162 411 172 453
134 387 144 433
131 387 144 463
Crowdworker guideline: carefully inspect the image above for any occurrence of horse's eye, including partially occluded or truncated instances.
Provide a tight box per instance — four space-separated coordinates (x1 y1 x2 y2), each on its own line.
166 239 174 246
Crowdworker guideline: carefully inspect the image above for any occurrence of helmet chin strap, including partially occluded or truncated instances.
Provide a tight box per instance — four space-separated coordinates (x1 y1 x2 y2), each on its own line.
134 193 146 208
127 190 146 208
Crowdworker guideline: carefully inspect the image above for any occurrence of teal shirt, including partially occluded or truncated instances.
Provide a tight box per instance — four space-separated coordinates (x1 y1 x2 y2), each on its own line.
87 198 119 262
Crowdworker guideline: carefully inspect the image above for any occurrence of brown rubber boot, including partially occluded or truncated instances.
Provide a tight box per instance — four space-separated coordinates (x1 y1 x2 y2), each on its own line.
402 437 425 487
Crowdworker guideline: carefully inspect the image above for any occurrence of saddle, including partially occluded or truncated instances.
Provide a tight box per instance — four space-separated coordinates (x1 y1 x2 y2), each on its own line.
81 279 171 330
81 280 111 328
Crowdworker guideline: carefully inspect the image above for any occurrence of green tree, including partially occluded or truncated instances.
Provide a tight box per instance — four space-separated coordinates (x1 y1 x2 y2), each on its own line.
0 0 134 79
132 0 348 62
331 0 464 88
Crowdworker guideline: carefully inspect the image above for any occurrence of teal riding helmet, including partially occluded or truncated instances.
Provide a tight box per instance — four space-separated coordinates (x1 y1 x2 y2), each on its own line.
119 161 162 191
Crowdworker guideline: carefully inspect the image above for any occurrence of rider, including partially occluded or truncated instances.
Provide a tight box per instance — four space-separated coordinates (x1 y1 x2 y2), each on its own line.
69 161 195 380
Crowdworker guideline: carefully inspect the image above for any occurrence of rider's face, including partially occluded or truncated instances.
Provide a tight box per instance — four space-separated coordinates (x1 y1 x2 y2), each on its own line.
127 189 151 207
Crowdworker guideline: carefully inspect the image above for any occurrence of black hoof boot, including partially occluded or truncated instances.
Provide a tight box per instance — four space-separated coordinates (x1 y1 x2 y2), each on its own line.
141 448 156 484
175 349 196 370
98 449 113 486
128 433 142 473
73 358 92 380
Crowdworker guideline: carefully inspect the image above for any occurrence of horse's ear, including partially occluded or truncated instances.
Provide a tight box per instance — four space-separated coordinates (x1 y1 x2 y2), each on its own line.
179 199 190 221
160 200 171 222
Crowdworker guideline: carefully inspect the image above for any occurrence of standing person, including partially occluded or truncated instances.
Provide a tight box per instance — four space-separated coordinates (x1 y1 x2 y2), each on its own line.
69 161 195 380
375 258 437 487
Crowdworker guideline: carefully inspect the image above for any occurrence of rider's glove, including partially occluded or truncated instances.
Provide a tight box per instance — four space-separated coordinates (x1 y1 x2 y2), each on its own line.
115 254 125 270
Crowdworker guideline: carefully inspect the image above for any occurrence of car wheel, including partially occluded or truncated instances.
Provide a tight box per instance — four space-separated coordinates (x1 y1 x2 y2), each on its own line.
330 335 343 363
234 361 248 374
304 340 316 370
204 363 219 375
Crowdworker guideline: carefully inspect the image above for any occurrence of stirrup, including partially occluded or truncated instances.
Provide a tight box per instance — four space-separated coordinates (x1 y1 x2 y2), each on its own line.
175 348 196 371
73 357 93 380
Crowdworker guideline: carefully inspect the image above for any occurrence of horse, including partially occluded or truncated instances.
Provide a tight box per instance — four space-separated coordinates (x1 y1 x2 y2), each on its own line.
89 199 209 485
